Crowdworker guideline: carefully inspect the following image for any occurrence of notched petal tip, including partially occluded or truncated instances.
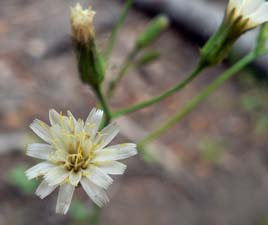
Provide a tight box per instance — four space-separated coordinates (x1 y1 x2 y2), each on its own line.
80 178 109 207
98 161 127 175
94 142 138 162
35 180 57 199
56 183 75 215
84 167 113 190
29 119 52 143
25 162 54 180
95 122 120 149
26 143 54 160
49 109 61 125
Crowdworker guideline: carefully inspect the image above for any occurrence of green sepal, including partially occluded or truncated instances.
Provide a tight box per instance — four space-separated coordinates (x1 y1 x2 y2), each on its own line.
200 9 251 66
255 23 268 55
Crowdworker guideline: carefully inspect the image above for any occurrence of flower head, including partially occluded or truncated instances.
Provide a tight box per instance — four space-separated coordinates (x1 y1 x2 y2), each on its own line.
25 108 137 214
70 3 96 44
227 0 268 32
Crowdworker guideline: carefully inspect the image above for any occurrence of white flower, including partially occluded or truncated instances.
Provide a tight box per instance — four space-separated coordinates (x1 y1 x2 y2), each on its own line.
70 3 96 44
227 0 268 30
25 108 137 214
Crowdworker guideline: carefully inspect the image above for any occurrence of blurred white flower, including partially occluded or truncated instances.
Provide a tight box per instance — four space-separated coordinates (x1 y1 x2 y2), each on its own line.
25 108 137 214
227 0 268 31
70 3 96 44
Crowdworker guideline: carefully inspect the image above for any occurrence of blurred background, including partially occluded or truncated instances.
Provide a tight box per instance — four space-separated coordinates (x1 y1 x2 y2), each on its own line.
1 0 268 225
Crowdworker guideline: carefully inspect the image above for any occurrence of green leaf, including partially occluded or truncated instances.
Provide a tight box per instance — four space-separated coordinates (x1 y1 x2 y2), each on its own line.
198 137 227 163
255 115 268 135
8 165 38 195
240 94 260 112
69 201 90 222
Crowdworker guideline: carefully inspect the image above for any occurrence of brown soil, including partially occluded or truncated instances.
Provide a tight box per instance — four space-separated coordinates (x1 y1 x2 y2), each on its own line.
1 1 268 225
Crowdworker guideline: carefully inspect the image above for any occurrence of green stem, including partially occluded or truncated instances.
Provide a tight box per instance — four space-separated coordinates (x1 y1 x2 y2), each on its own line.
112 63 206 118
95 85 112 125
107 48 138 97
104 0 133 62
139 52 257 146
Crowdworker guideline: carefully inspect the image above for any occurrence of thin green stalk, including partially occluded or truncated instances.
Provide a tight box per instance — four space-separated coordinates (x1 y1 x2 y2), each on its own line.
104 0 133 62
95 85 112 125
138 51 257 146
112 63 206 118
107 48 138 97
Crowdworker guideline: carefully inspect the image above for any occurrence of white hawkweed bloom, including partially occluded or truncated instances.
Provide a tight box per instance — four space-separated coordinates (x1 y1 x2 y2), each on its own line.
227 0 268 32
70 3 96 44
25 108 137 214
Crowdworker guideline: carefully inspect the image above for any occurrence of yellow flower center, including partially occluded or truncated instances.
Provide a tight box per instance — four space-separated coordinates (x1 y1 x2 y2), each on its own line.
65 153 88 172
49 113 100 173
63 138 95 172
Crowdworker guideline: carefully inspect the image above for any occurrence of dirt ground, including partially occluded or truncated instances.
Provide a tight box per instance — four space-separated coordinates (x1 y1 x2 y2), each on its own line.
1 1 268 225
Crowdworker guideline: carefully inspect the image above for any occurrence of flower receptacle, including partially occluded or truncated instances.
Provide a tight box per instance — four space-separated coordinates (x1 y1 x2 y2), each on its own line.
74 40 105 88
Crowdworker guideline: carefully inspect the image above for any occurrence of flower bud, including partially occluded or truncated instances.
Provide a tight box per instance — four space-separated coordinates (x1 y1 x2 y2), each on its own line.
200 0 268 66
135 15 169 50
70 4 105 88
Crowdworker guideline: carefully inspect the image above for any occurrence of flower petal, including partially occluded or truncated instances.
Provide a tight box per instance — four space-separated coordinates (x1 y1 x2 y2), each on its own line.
30 119 51 143
249 2 268 25
62 116 72 132
25 162 55 180
95 122 120 149
228 0 243 13
50 124 72 155
81 138 93 156
50 124 68 146
85 108 103 139
97 161 127 175
26 143 55 160
94 143 137 162
75 119 84 133
56 183 75 214
44 166 69 186
49 109 60 126
35 180 58 199
84 166 113 189
241 0 263 15
69 170 82 186
67 110 77 124
80 177 109 207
